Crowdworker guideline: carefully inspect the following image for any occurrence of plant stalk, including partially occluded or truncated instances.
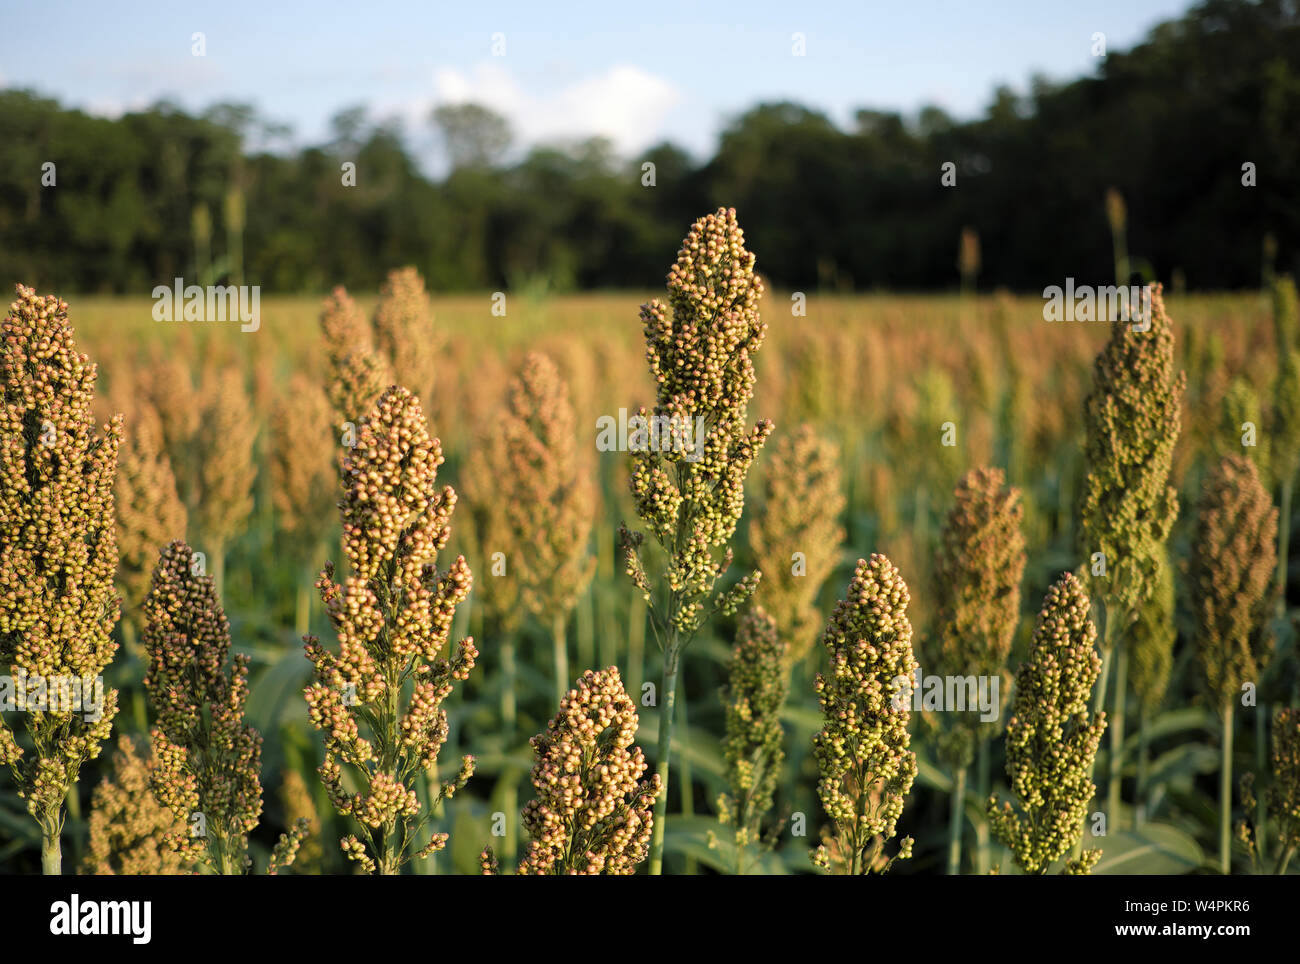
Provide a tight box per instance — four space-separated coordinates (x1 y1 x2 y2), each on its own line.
1107 644 1128 822
648 642 680 876
1256 704 1267 858
501 631 518 867
975 738 991 874
947 764 967 875
1136 708 1150 827
1278 476 1292 619
678 685 696 875
40 810 61 875
552 613 568 708
1221 699 1234 875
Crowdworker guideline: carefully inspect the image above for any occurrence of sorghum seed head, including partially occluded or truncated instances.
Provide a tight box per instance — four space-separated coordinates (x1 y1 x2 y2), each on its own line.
988 572 1107 875
1192 454 1277 711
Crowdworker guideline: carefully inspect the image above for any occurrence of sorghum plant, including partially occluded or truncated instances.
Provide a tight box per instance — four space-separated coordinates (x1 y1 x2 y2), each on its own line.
303 387 477 875
1270 276 1300 616
1268 708 1300 871
811 554 918 875
466 351 594 863
1191 454 1277 873
1077 282 1184 818
83 736 193 875
717 606 788 872
279 767 324 874
1129 550 1175 825
193 366 257 594
319 286 390 429
620 207 772 874
460 389 526 865
270 371 336 635
504 352 594 702
988 572 1107 875
137 351 199 502
1238 707 1300 874
749 424 845 667
1219 377 1269 481
0 285 122 875
115 401 187 630
513 667 659 875
932 466 1025 873
143 540 306 874
372 267 438 410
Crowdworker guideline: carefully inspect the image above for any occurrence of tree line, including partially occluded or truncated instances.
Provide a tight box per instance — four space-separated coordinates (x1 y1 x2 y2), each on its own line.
1 0 1296 294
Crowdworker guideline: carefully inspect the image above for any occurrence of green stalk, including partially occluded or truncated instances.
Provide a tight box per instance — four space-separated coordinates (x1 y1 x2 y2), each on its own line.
552 613 569 708
501 630 518 868
947 764 967 875
975 738 991 874
40 807 61 875
123 620 147 731
1278 477 1292 620
1136 708 1150 828
678 684 696 875
1091 603 1114 721
648 641 680 876
1220 699 1234 874
1076 603 1113 860
1107 645 1129 821
1255 705 1267 858
577 589 594 676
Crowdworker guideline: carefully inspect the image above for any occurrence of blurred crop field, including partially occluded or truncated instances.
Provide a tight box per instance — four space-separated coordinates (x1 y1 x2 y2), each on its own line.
3 285 1288 875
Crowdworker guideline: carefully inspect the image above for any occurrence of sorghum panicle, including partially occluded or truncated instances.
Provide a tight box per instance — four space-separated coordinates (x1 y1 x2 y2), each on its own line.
1268 708 1300 860
193 366 257 554
1129 550 1176 714
83 736 194 876
142 540 280 874
137 351 200 490
319 286 390 427
811 554 918 874
1192 455 1278 709
0 285 122 868
303 386 476 874
1219 377 1269 484
623 207 773 637
516 667 660 875
461 412 522 632
115 400 187 620
932 466 1025 766
749 424 846 665
372 267 438 409
278 767 324 874
269 371 336 566
988 572 1107 875
1078 282 1185 633
718 606 788 859
499 351 595 622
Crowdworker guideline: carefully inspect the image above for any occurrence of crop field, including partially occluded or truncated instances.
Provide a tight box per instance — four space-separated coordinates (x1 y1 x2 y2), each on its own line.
2 243 1295 878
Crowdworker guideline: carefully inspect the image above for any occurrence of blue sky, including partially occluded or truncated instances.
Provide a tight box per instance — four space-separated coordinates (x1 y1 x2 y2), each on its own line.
2 0 1195 162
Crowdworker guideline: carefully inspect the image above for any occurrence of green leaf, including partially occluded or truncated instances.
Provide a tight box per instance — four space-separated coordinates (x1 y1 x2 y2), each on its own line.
1091 823 1206 875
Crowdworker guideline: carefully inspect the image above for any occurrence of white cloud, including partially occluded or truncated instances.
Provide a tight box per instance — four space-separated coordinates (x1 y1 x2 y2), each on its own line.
426 62 681 157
